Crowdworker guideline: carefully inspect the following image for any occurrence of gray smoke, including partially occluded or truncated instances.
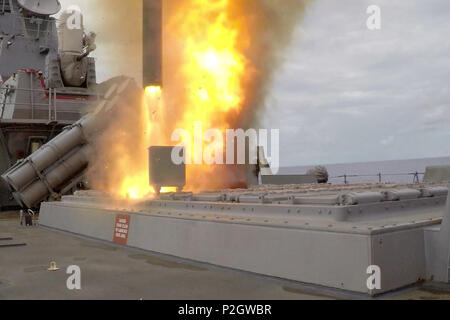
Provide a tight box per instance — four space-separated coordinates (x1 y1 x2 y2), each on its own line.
59 0 143 84
162 0 312 133
228 0 311 129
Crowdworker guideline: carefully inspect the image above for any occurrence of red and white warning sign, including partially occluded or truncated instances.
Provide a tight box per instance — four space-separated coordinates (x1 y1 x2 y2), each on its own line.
113 214 130 245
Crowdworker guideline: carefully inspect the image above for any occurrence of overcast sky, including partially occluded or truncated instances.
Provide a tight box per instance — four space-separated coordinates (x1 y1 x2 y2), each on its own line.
60 0 450 167
264 0 450 166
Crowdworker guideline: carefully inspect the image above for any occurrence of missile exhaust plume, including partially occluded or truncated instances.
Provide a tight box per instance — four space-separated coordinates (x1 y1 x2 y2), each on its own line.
83 0 312 197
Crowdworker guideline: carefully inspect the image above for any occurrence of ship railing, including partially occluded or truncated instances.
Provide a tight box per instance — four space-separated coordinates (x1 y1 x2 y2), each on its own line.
8 13 89 40
0 86 102 122
330 172 425 185
8 13 58 42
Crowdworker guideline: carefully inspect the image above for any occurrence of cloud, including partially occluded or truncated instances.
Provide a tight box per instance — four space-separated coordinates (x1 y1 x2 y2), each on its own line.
58 0 450 167
418 104 450 133
380 136 395 146
263 0 450 166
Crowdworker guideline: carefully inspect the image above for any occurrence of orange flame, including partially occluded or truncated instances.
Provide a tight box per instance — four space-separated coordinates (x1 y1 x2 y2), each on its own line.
119 0 250 198
166 0 249 191
89 0 308 199
117 86 178 199
174 0 246 128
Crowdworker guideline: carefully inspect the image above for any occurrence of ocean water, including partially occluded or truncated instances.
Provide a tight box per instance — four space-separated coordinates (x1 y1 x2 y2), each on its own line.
279 156 450 185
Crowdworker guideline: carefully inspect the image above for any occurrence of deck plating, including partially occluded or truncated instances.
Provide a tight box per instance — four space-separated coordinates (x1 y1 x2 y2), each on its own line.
39 183 450 296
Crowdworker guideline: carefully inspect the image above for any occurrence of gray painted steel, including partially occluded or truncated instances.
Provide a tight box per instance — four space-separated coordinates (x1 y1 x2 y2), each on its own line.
1 79 139 208
39 183 450 295
0 0 103 208
17 0 61 16
424 166 450 184
261 174 317 185
1 0 165 208
0 1 58 81
149 146 186 193
424 187 450 282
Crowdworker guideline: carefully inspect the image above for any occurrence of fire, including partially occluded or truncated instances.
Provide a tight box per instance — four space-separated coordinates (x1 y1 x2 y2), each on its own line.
88 0 307 199
117 86 179 199
165 0 249 191
173 0 246 127
117 0 250 198
115 89 153 199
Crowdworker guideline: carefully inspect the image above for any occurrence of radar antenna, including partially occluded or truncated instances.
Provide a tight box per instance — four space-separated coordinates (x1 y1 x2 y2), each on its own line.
17 0 61 16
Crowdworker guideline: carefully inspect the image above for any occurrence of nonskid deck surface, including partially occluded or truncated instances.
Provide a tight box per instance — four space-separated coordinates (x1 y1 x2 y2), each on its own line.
0 216 332 300
0 214 447 301
2 215 450 300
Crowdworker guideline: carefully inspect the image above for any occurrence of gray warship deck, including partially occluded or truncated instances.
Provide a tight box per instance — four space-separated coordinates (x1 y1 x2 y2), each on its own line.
38 182 450 296
2 213 450 300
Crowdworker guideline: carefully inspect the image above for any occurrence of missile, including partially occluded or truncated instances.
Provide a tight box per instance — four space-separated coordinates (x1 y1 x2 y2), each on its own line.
143 0 162 88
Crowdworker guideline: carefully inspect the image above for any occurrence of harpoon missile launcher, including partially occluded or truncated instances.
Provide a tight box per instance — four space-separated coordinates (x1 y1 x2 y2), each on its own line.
1 79 140 208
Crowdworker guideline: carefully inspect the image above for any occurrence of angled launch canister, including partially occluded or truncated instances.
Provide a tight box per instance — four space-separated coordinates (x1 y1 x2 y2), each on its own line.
1 79 137 208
